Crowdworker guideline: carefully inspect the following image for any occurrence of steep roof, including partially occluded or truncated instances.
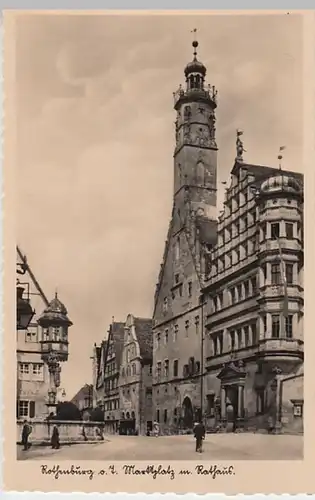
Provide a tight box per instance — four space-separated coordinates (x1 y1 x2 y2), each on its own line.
134 317 153 361
231 161 303 186
110 322 125 365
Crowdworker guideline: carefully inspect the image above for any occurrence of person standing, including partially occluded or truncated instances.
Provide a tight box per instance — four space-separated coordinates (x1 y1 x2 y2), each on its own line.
51 424 60 449
153 421 160 437
194 421 206 453
21 420 32 451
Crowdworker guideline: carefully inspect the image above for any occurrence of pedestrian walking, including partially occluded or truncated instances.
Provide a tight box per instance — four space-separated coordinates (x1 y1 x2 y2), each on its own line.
51 424 60 449
21 420 32 451
194 421 206 453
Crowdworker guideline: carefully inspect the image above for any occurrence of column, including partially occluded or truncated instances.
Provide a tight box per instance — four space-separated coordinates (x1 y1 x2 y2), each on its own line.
220 386 226 420
266 313 272 338
279 220 286 238
259 267 265 288
237 385 244 418
293 262 298 285
266 262 271 285
258 315 265 340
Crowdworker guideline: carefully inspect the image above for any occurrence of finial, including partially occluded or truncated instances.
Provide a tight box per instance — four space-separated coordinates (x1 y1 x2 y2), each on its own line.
236 129 246 162
278 146 286 170
55 288 58 299
191 28 198 59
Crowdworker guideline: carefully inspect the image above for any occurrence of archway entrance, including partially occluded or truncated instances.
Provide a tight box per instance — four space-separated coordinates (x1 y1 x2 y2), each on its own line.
182 396 194 429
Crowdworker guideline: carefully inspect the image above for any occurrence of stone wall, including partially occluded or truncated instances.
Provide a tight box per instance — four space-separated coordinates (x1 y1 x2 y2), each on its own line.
16 419 106 445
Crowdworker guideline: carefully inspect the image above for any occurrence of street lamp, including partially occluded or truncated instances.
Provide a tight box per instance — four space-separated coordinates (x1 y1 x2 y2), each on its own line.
16 285 35 330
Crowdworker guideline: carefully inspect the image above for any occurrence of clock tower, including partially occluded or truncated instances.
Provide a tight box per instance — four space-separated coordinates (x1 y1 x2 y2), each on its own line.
173 36 218 226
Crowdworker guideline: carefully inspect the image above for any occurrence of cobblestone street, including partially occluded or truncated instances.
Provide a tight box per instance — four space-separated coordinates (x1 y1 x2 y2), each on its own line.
17 433 303 461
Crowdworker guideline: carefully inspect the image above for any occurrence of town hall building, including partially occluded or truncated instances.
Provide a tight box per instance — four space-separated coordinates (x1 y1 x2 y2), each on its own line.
152 37 304 434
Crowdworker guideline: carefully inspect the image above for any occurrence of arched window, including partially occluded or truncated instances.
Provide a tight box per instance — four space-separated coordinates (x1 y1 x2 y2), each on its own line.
131 411 135 420
127 365 131 377
132 363 136 375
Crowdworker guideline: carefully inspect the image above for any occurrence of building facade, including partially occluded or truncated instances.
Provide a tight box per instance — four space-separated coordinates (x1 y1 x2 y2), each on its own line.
16 246 70 419
152 38 304 434
203 164 304 432
93 320 125 433
152 39 218 433
119 314 153 435
71 384 93 418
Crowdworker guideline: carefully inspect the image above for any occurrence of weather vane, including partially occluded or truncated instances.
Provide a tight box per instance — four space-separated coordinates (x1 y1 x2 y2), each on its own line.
191 28 198 58
278 146 286 170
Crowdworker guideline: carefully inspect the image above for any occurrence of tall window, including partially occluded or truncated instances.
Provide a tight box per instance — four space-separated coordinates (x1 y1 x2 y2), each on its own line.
251 276 257 295
218 332 223 354
173 324 178 342
156 362 162 380
271 315 280 338
237 329 242 349
244 281 250 298
212 336 218 356
164 359 169 378
185 320 189 337
43 328 49 341
213 297 218 312
230 288 236 304
173 359 178 377
188 281 192 297
285 315 293 338
244 326 249 347
230 331 235 351
286 222 294 239
271 222 280 239
156 332 161 349
163 297 168 313
237 284 242 301
271 263 281 285
251 322 258 344
132 363 136 375
286 263 294 285
164 409 168 424
164 329 169 345
195 316 200 334
156 409 160 423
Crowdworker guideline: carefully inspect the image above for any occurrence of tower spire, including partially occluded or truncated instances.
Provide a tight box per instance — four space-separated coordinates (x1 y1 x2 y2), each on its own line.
191 28 198 60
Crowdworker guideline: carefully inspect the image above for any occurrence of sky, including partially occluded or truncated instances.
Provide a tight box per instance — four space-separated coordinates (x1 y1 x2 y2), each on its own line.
16 12 303 399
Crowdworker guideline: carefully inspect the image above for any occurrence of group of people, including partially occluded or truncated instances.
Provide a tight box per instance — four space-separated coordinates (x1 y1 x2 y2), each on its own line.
21 420 60 451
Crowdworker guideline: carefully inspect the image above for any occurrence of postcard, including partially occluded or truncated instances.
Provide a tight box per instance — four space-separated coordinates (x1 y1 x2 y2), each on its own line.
3 9 314 493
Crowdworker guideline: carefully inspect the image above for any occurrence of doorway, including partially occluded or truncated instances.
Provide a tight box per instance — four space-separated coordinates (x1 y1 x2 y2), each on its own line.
182 396 194 429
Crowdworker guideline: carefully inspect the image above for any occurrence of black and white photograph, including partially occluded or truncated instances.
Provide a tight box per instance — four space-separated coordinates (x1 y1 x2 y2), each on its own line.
5 10 309 492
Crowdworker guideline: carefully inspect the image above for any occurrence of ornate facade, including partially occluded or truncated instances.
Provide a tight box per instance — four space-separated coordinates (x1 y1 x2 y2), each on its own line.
152 38 304 434
16 246 71 419
203 163 304 432
119 315 153 436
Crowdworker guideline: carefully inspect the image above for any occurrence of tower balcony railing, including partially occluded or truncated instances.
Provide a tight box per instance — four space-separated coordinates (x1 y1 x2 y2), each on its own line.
173 84 218 107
